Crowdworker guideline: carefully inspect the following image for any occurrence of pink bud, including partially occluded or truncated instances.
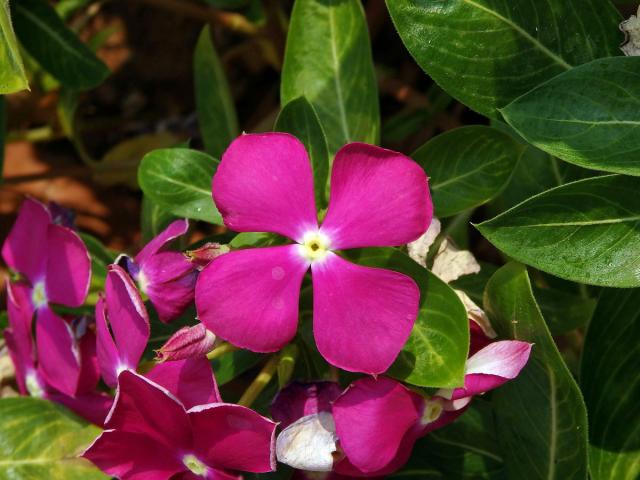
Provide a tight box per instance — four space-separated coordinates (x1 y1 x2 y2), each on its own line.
186 242 230 269
156 323 216 362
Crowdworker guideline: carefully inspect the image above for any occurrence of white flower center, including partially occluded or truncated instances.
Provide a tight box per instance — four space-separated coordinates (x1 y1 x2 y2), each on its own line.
137 270 149 295
182 454 207 476
31 281 48 309
298 231 331 263
421 397 444 425
26 371 44 398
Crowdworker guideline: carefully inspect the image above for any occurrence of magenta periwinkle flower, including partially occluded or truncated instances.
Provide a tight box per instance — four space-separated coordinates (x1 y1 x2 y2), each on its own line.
273 339 531 477
83 364 276 479
2 198 91 396
5 281 112 425
121 219 197 323
196 133 432 374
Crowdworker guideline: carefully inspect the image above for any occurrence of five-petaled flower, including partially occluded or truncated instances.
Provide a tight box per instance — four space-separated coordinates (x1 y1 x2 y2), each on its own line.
2 198 92 396
196 133 433 374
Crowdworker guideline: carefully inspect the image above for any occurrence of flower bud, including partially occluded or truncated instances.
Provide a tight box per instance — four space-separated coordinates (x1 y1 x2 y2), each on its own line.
156 323 216 362
186 242 230 269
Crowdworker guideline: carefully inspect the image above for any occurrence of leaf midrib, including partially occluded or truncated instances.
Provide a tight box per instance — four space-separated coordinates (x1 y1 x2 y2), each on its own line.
462 0 572 70
492 215 640 228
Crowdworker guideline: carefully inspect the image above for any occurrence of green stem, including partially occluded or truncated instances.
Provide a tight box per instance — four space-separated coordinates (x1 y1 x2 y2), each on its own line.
238 355 279 408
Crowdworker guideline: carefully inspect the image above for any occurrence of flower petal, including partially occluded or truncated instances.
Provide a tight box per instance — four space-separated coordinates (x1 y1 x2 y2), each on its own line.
196 246 307 352
135 219 189 265
47 391 113 426
1 198 50 282
276 412 338 472
453 340 532 399
83 430 185 480
145 357 221 409
45 224 91 307
76 322 101 394
104 265 150 373
189 403 277 473
95 297 121 388
332 377 423 474
320 143 432 250
6 282 35 387
106 370 191 450
271 381 342 428
173 470 242 480
312 254 418 374
213 133 318 241
35 307 81 396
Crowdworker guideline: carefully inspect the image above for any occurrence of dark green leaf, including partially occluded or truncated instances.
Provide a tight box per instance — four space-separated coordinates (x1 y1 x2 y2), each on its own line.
581 288 640 480
413 126 521 217
484 263 588 480
386 0 622 117
281 0 379 154
141 195 177 243
348 248 468 388
0 397 107 478
12 0 109 90
0 1 28 93
477 175 640 287
275 96 330 208
138 148 221 224
502 57 640 176
0 96 5 182
212 349 263 386
194 26 238 159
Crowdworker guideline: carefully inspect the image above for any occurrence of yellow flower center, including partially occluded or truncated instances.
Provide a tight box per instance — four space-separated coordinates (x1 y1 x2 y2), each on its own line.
299 231 331 263
421 398 444 425
183 454 207 476
26 372 44 398
31 282 47 309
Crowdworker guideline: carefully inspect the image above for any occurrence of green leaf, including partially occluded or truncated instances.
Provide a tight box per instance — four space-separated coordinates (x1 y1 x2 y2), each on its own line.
484 263 588 480
413 126 521 218
502 57 640 176
275 96 330 208
194 26 238 159
212 349 263 386
0 0 28 93
141 195 177 243
347 248 468 388
0 397 107 478
386 0 622 118
12 0 109 90
138 148 221 224
281 0 379 155
581 288 640 480
477 175 640 287
0 96 5 182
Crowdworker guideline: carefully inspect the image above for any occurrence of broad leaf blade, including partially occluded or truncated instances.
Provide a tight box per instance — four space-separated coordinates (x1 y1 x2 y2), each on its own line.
138 148 221 224
502 57 640 176
581 289 640 480
275 97 330 208
281 0 379 155
413 126 521 217
386 0 621 118
141 195 177 243
477 175 640 287
0 0 28 93
194 26 238 159
0 397 106 478
484 263 588 480
348 248 468 388
12 0 109 90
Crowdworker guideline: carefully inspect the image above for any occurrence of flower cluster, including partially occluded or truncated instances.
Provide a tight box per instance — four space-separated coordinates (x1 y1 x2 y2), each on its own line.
2 133 531 479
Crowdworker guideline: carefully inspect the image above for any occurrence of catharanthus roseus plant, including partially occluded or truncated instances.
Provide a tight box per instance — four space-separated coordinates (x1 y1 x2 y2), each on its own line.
2 0 637 478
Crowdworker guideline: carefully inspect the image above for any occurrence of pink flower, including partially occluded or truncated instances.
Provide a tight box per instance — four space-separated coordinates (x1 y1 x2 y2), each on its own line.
196 133 432 374
83 365 277 480
121 219 197 323
2 198 91 396
273 340 531 476
4 281 112 425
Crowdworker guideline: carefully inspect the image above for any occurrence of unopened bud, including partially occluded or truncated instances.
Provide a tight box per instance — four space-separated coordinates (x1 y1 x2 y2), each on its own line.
155 323 216 362
185 243 230 269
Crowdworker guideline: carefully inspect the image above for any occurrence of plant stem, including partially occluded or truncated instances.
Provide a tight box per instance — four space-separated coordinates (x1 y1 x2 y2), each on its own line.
206 342 238 360
237 355 279 408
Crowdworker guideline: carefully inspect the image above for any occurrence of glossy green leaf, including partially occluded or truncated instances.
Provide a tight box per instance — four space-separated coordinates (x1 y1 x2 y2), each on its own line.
348 248 468 388
138 148 221 224
477 175 640 287
141 195 177 243
502 57 640 176
581 289 640 480
484 263 588 480
413 126 521 217
212 349 263 386
194 26 238 159
0 397 107 478
12 0 109 90
0 1 28 93
275 96 329 208
281 0 379 154
386 0 622 118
